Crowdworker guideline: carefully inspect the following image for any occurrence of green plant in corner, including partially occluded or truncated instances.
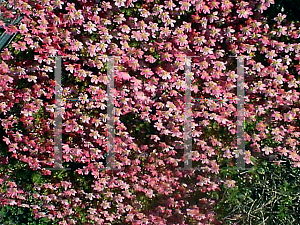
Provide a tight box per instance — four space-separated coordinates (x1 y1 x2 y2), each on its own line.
215 156 300 225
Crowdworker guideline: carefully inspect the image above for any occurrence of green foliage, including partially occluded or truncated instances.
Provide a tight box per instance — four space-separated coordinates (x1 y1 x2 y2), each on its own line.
264 0 300 23
0 205 58 225
0 206 33 225
152 51 160 60
215 157 300 224
120 112 158 147
128 40 140 48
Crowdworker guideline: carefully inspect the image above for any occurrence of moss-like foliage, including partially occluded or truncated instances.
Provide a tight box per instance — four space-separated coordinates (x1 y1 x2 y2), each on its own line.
215 156 300 224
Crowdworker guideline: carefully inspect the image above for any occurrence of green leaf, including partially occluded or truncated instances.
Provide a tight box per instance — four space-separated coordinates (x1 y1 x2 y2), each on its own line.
250 156 257 163
32 173 42 184
211 192 219 200
256 167 265 174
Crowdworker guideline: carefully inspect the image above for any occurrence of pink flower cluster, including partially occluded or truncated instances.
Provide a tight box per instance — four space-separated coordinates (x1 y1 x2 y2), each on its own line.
0 0 299 224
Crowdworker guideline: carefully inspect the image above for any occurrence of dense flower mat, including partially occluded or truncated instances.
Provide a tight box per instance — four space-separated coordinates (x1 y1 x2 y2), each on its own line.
0 0 299 224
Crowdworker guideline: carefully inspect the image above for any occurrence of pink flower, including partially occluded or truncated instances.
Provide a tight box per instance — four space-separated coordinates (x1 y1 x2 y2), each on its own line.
194 36 206 46
181 22 192 32
121 25 130 34
87 44 100 57
98 41 108 52
19 23 28 34
1 49 12 60
145 55 156 63
87 208 97 215
277 25 287 36
179 0 191 11
272 111 282 121
266 50 277 59
176 34 188 47
101 201 111 209
262 146 273 155
102 2 112 10
164 0 176 10
293 161 300 168
138 8 150 18
225 180 236 188
148 21 159 34
140 31 150 41
154 122 164 131
213 61 226 71
140 68 154 78
69 40 83 51
237 8 253 19
3 136 11 145
209 0 220 9
65 64 75 73
115 0 126 7
89 130 100 139
28 75 37 83
159 69 171 80
202 4 210 14
114 13 125 24
274 13 286 22
84 21 97 34
161 52 172 62
103 33 113 44
202 46 214 55
128 58 140 71
12 41 26 51
66 2 76 11
132 31 142 41
116 71 131 80
289 151 299 160
53 0 65 9
160 27 171 38
221 0 234 10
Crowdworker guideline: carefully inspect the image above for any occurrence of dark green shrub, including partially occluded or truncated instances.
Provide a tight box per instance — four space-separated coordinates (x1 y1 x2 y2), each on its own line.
0 205 58 225
215 156 300 225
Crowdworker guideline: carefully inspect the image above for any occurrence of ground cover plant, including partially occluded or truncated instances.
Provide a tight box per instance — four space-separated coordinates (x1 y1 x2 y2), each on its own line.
216 156 300 224
0 0 299 224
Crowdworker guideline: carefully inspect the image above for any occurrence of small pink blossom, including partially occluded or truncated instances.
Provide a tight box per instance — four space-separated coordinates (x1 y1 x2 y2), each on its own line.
84 21 97 34
225 180 236 188
179 0 191 11
262 146 273 155
237 8 253 18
